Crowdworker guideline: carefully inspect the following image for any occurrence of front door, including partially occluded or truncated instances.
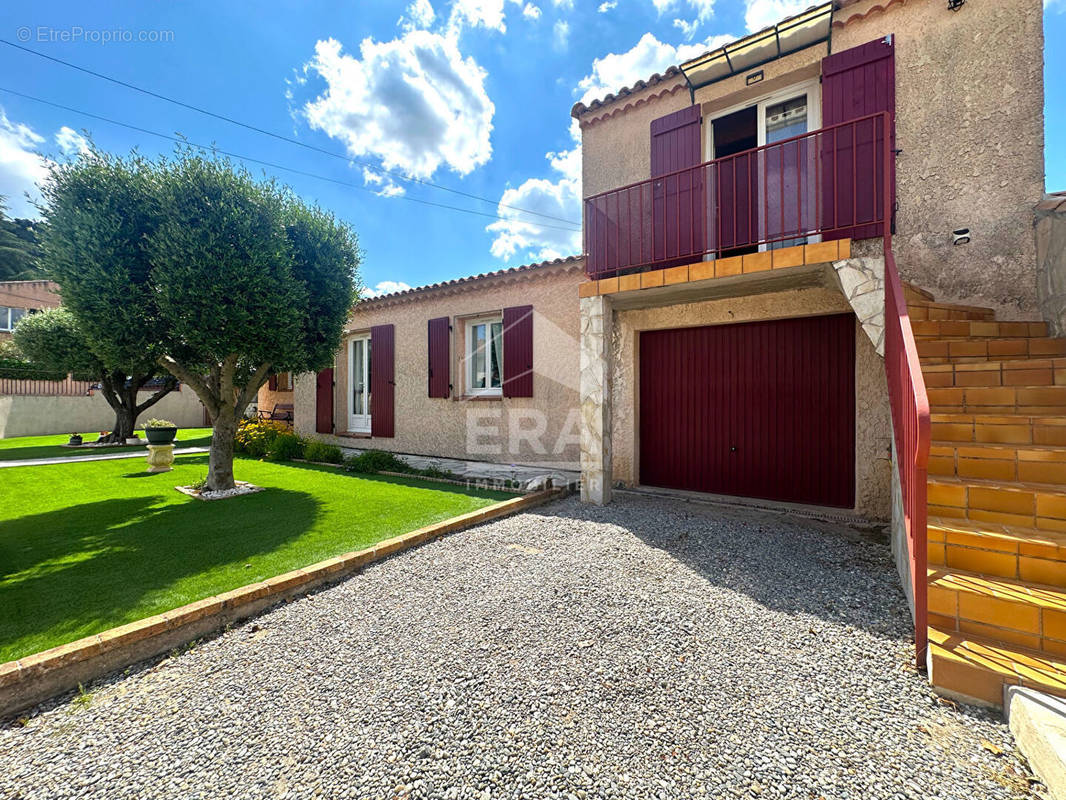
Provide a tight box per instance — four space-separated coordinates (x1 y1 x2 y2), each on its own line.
348 335 371 433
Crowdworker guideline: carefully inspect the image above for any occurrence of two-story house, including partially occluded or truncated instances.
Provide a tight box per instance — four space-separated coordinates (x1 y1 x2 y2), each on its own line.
284 0 1059 707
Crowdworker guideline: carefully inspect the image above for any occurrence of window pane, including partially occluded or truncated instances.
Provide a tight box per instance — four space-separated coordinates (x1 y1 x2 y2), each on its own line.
353 341 365 415
0 307 9 331
366 339 372 412
471 323 486 389
490 322 503 388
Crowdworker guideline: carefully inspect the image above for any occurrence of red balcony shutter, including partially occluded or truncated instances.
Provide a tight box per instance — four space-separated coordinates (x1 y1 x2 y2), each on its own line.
427 316 450 398
502 305 533 398
315 367 334 434
820 36 895 241
267 374 278 391
370 324 395 437
650 105 704 268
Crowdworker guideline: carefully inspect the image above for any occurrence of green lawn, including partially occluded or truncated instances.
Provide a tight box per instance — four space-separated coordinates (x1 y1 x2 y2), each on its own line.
0 428 214 462
0 454 514 661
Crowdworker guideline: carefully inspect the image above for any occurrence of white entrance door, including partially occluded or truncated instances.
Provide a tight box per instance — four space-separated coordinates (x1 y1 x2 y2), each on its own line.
348 335 372 433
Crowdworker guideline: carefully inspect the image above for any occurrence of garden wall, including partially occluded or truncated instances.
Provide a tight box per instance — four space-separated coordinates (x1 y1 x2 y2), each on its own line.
0 390 205 438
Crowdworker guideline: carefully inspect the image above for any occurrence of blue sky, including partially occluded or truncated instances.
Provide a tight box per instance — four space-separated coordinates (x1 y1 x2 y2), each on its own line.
0 0 1063 296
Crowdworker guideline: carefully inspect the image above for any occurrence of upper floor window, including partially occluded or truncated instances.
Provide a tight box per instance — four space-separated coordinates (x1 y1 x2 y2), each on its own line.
466 317 503 396
0 306 29 332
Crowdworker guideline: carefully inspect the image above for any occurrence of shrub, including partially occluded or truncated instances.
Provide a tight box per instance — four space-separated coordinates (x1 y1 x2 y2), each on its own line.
343 450 412 474
266 432 306 462
304 440 343 464
144 418 176 429
234 419 290 458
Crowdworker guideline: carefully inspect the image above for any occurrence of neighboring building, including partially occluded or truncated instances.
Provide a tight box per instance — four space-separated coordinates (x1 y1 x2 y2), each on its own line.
280 0 1063 706
0 280 61 340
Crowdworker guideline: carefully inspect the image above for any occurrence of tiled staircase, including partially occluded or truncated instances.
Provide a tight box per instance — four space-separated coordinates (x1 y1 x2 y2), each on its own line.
909 285 1066 706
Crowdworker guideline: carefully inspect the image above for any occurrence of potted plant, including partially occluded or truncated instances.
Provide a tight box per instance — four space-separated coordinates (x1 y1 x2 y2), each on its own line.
68 433 83 446
143 419 178 445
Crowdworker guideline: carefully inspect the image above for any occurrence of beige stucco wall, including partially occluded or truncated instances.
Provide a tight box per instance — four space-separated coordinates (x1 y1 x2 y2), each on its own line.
298 262 585 469
577 0 1045 317
256 379 293 416
609 286 892 519
0 388 205 438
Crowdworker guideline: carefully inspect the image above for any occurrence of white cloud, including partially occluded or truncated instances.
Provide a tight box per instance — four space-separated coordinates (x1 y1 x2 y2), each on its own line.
522 3 541 19
399 0 436 30
0 110 49 218
486 126 582 263
363 280 414 298
553 19 570 49
597 0 617 10
744 0 810 31
446 0 523 33
673 18 700 39
300 33 494 180
362 168 406 197
575 30 736 107
554 0 574 8
55 127 90 157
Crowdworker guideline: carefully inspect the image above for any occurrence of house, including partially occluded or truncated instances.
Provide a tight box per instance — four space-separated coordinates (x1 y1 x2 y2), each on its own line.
279 0 1062 706
0 280 61 341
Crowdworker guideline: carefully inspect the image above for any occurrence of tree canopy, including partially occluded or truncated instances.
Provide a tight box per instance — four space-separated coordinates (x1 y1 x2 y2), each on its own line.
0 198 44 281
40 146 361 488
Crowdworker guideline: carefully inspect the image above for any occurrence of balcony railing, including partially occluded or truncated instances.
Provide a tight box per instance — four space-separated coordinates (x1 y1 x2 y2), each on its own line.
584 112 892 278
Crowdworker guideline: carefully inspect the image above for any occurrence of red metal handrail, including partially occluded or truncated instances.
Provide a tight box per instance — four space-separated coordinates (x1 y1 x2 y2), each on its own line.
881 113 929 669
583 112 891 278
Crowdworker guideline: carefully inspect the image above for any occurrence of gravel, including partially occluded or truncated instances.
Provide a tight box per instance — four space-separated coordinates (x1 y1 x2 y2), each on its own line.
0 494 1038 799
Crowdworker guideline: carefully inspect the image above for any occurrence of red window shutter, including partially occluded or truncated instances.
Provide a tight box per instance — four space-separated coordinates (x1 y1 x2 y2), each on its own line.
267 374 278 391
502 305 533 398
315 367 334 434
370 324 395 437
427 316 450 398
821 36 895 241
650 105 704 268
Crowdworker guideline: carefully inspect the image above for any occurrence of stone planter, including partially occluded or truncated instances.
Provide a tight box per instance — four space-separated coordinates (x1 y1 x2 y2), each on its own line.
125 437 141 446
146 443 175 473
144 427 177 445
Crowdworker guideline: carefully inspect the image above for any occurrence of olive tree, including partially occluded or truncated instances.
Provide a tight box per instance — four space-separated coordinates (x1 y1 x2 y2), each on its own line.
13 307 177 441
41 147 360 489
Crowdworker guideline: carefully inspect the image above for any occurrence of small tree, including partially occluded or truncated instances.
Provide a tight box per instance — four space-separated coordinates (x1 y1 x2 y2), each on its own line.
41 147 359 489
13 308 177 441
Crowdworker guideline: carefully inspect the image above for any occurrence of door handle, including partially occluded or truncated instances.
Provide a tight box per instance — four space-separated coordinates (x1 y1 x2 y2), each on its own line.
730 446 737 453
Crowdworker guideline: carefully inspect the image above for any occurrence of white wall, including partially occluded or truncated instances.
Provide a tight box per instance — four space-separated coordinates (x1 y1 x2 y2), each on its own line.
0 389 205 438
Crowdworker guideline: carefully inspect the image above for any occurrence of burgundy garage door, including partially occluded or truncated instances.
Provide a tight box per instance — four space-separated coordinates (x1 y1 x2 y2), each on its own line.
639 314 855 507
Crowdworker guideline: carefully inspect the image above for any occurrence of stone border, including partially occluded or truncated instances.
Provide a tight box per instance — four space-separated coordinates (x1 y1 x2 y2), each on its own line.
0 488 564 719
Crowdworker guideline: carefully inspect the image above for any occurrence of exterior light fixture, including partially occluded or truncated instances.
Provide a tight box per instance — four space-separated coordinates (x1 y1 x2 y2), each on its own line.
948 0 965 9
952 228 971 246
746 70 764 86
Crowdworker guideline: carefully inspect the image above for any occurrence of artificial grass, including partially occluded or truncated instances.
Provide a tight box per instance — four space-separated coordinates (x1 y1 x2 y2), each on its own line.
0 428 214 462
0 454 515 661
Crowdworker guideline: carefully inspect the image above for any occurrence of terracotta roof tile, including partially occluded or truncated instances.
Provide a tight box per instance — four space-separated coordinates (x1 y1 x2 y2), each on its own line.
570 66 685 119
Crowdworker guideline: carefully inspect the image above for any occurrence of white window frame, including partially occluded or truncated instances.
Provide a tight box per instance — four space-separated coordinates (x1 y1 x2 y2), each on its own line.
703 78 822 253
348 334 372 433
464 315 504 397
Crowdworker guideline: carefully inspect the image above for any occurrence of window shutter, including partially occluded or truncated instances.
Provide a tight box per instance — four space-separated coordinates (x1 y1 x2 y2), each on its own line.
315 368 334 434
820 36 895 240
370 324 395 437
427 316 450 398
267 374 278 391
650 105 704 268
502 305 533 398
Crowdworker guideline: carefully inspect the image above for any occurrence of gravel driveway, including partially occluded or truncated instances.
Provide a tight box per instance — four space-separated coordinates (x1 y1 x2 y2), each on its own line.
0 494 1037 799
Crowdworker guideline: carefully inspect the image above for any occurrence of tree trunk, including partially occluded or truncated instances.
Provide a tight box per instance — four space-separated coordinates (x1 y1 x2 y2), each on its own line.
97 373 176 443
207 409 238 491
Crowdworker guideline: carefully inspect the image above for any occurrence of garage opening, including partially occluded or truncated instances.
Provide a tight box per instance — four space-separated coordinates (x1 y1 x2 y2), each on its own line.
638 313 855 508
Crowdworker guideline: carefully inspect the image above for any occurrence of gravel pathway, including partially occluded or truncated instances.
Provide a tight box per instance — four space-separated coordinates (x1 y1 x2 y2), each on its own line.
0 495 1037 800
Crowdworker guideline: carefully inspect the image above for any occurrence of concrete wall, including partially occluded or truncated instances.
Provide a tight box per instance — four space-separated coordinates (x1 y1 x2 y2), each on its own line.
609 285 893 519
0 388 205 438
297 261 585 470
576 0 1046 316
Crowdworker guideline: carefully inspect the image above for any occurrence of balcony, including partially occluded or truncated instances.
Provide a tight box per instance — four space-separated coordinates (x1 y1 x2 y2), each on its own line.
584 113 892 280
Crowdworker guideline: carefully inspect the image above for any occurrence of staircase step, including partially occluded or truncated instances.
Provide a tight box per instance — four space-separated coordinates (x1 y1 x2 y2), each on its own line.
927 475 1066 530
913 320 1047 339
908 301 996 322
903 281 936 303
927 385 1066 415
927 516 1066 587
927 626 1066 706
929 442 1066 484
930 413 1066 446
923 358 1065 388
927 568 1066 657
918 337 1066 363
